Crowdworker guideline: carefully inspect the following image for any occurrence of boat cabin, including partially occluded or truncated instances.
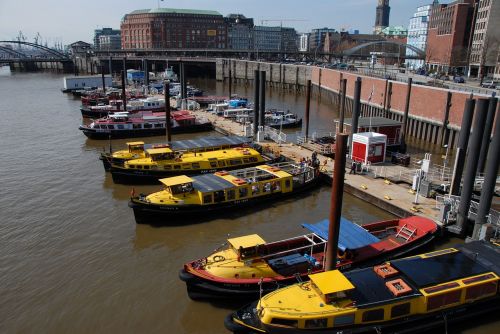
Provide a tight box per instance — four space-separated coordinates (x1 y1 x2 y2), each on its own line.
228 234 266 260
160 175 195 195
310 270 355 304
145 147 176 161
127 141 145 153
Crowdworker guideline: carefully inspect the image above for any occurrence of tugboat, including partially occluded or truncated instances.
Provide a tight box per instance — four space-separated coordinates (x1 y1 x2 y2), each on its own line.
180 216 438 299
100 136 253 171
111 146 277 184
79 110 213 139
226 241 500 334
129 162 321 223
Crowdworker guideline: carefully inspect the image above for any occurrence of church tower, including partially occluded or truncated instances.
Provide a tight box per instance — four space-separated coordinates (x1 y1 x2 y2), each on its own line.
374 0 391 34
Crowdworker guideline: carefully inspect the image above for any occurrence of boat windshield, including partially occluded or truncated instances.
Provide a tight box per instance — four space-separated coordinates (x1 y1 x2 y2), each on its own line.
150 153 174 161
170 182 194 195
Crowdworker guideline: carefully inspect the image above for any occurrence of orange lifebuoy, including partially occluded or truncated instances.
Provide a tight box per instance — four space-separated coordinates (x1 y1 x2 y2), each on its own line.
233 178 247 185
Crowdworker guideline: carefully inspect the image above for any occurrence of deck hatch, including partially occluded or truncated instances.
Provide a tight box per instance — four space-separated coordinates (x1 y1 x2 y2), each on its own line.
390 251 490 288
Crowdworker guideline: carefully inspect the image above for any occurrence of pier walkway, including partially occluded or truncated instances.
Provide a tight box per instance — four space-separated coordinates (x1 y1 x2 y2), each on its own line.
192 110 443 225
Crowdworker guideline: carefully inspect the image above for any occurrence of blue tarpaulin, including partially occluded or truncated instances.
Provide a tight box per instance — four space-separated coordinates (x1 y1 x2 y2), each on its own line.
302 218 380 251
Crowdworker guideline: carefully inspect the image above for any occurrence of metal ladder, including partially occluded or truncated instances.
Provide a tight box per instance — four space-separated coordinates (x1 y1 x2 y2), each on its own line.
395 224 416 242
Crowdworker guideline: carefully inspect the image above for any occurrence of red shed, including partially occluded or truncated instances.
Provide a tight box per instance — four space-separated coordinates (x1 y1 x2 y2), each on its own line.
351 132 387 164
335 117 402 147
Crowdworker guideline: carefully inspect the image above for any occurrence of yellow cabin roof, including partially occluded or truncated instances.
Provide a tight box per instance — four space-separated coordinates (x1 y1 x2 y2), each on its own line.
159 175 194 186
146 147 173 154
228 234 266 249
127 141 145 146
309 270 355 294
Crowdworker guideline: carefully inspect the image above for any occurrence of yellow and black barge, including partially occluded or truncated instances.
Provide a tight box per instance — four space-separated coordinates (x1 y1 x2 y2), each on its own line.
129 162 321 223
226 241 500 333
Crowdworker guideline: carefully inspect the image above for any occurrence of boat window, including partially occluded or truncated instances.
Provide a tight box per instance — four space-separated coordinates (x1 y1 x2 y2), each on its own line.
154 123 163 128
117 124 124 129
214 190 225 203
285 179 291 188
192 163 200 169
304 318 327 328
333 314 354 326
143 165 150 170
423 282 459 294
270 318 297 328
251 185 260 195
203 194 212 204
426 290 461 311
391 303 410 318
463 274 495 285
182 164 190 169
465 282 497 301
362 309 384 322
243 158 250 163
226 189 236 200
229 159 242 166
133 124 142 129
129 165 135 169
107 125 114 129
144 123 152 129
263 182 272 193
250 157 258 162
218 161 225 167
174 165 181 170
163 165 172 170
239 187 248 198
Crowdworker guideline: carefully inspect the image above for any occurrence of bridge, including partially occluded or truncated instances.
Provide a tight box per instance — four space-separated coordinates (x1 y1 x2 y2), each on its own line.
0 40 73 71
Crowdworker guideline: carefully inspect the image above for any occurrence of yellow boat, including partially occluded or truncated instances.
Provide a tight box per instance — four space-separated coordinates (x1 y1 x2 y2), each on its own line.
100 136 252 171
129 162 321 223
110 145 279 184
226 241 500 333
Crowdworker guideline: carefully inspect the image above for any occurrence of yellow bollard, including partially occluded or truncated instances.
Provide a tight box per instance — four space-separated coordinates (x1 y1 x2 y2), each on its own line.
361 184 368 190
384 179 391 185
384 195 392 200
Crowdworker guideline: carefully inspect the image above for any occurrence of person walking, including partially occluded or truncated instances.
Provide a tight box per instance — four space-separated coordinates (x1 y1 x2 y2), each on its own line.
349 161 356 175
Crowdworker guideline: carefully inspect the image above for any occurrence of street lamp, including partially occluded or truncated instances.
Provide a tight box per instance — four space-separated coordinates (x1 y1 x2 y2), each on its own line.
441 144 449 181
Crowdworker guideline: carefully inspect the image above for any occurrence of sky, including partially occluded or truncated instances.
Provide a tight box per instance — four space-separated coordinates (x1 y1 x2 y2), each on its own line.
0 0 436 46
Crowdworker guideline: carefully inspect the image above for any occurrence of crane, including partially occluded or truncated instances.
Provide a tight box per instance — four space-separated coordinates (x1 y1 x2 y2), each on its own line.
260 19 308 27
34 32 42 45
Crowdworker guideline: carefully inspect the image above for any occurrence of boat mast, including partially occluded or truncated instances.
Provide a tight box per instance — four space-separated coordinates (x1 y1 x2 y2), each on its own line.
164 80 171 142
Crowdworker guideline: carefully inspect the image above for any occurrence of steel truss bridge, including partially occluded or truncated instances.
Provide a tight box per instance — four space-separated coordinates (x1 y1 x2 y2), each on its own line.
0 40 70 63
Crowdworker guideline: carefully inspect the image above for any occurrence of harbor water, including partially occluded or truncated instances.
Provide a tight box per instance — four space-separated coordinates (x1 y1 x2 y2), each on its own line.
0 69 498 333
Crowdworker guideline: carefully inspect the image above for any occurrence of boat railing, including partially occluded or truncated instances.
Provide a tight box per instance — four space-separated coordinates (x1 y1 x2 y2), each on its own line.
255 233 327 262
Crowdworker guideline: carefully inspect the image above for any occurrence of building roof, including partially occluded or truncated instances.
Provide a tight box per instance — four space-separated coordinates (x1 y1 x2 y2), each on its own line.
129 8 222 16
381 26 408 36
338 117 402 127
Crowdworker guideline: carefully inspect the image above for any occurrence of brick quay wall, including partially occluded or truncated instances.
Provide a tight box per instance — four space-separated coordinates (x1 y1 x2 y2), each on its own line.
218 59 497 148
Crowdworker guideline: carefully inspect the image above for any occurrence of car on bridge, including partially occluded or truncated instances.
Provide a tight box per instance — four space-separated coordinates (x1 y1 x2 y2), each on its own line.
480 80 498 89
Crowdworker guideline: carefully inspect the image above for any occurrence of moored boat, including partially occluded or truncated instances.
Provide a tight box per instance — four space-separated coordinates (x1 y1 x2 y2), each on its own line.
79 110 213 140
129 162 321 223
100 136 253 171
180 216 438 300
226 240 500 334
111 145 279 184
80 96 166 118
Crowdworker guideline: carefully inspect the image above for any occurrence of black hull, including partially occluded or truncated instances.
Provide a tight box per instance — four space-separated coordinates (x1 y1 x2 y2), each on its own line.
180 232 436 300
226 297 500 334
267 119 303 129
130 176 322 223
79 123 213 140
80 108 120 119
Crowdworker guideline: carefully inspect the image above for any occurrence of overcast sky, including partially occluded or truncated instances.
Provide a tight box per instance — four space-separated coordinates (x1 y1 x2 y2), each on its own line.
0 0 436 46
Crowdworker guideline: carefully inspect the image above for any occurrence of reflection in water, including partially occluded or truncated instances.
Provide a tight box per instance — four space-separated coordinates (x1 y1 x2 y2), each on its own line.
0 73 496 334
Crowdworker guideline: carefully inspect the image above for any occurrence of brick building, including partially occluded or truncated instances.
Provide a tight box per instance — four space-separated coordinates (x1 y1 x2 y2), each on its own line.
426 0 475 74
120 8 226 49
469 0 500 79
